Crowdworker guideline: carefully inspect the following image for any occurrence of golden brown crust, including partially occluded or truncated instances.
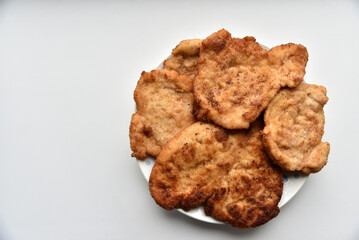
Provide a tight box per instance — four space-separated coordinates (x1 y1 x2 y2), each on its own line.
194 29 309 129
149 120 283 228
163 39 202 79
129 69 195 159
262 83 330 174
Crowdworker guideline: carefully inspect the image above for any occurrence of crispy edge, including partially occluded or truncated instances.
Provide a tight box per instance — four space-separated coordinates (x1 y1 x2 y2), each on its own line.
129 69 194 159
171 39 202 56
203 120 283 228
262 84 330 174
149 120 283 228
163 39 202 79
194 29 308 130
148 122 203 210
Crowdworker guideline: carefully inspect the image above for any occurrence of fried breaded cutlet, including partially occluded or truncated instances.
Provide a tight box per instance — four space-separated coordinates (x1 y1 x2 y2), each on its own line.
163 39 202 79
194 29 309 129
149 119 283 228
130 70 195 159
262 83 330 174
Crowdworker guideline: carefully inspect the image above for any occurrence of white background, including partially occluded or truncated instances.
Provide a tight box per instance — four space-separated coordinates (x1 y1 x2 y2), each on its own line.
1 0 359 240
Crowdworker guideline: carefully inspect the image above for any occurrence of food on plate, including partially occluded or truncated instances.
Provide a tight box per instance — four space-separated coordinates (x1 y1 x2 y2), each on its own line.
163 39 202 79
262 83 330 174
130 28 330 227
194 29 309 129
130 69 195 159
149 119 283 228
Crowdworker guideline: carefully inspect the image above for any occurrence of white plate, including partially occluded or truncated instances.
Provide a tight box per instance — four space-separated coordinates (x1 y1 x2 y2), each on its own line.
136 43 308 224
